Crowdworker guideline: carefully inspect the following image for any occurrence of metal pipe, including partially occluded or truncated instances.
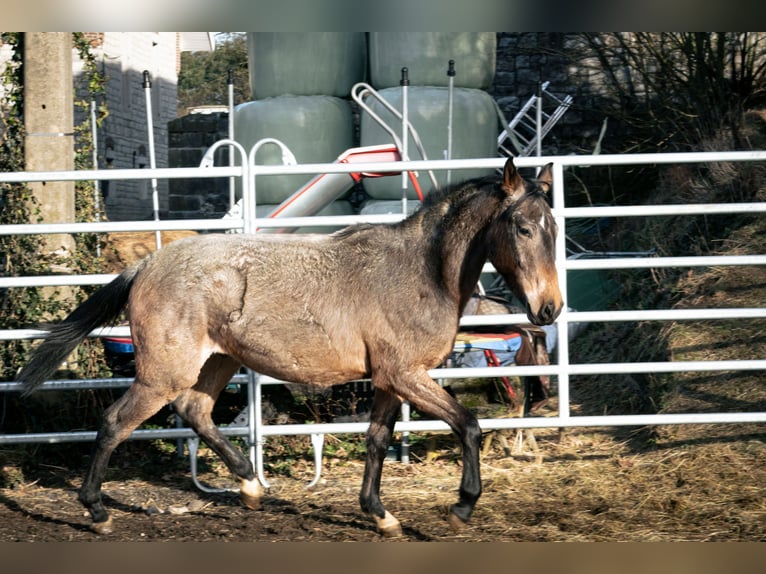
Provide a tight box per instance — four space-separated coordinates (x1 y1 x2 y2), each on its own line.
536 82 543 157
446 60 455 187
228 68 236 211
246 138 297 235
90 99 102 256
552 163 570 417
400 67 409 215
4 150 766 187
252 371 270 487
3 410 765 447
4 203 766 238
400 401 410 464
142 71 161 250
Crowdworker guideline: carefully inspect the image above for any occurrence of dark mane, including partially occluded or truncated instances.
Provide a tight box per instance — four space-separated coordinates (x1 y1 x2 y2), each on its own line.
332 173 512 242
419 173 503 211
331 221 376 239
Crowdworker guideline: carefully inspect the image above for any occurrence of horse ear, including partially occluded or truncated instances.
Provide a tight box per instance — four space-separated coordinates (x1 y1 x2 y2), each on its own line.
502 157 526 200
536 163 554 194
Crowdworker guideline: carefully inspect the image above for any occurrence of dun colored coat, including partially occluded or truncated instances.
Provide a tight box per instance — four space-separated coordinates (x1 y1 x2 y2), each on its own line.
18 158 563 537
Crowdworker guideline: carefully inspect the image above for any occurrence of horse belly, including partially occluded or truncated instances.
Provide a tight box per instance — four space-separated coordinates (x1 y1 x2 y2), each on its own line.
222 320 369 386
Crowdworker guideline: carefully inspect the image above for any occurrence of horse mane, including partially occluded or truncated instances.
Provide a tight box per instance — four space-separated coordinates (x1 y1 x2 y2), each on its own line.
331 169 550 242
419 173 502 211
331 222 376 240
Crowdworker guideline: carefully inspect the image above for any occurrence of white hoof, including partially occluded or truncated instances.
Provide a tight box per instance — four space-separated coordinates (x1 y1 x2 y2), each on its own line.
375 510 403 538
90 516 114 535
240 478 263 510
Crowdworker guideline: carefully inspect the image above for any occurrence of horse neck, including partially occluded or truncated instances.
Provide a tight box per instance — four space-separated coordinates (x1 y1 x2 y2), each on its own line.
423 189 504 312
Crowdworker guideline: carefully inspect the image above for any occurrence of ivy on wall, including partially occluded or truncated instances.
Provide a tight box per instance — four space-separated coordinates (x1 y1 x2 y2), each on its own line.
0 32 112 384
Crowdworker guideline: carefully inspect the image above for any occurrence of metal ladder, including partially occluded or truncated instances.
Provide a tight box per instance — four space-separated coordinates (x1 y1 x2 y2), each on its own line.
497 81 573 158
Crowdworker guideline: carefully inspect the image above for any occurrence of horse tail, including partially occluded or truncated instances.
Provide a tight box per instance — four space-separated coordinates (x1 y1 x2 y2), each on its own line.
17 259 148 397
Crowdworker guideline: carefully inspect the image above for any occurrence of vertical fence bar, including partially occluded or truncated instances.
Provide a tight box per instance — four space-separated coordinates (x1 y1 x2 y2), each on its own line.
228 68 236 211
251 370 271 488
446 60 455 187
552 161 571 419
142 71 161 250
536 83 543 157
90 99 102 257
400 67 410 215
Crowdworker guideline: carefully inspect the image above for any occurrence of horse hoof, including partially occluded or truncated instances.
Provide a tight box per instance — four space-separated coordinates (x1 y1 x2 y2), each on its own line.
447 512 467 532
90 516 114 535
240 492 261 510
375 511 403 538
240 478 263 510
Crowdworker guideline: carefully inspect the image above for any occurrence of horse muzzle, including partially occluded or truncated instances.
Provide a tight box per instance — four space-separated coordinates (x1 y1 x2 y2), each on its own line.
527 299 563 326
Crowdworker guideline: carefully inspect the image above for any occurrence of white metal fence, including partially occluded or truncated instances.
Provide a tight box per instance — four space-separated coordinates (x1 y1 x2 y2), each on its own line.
1 149 765 471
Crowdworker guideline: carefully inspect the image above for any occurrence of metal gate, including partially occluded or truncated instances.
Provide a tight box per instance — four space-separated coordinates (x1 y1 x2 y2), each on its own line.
2 150 765 485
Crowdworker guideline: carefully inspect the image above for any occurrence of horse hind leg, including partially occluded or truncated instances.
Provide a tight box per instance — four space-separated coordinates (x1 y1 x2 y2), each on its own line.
359 387 403 537
79 380 175 534
172 354 263 510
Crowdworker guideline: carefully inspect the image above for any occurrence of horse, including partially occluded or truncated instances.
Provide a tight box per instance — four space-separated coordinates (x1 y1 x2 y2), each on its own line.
17 157 563 538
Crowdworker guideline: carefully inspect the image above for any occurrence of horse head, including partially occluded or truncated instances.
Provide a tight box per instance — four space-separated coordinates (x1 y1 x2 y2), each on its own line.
487 158 563 326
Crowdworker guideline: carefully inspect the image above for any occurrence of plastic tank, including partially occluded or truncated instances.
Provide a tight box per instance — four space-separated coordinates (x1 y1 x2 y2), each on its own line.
234 95 354 204
247 32 367 98
368 33 496 89
359 199 421 216
256 200 354 233
360 86 498 200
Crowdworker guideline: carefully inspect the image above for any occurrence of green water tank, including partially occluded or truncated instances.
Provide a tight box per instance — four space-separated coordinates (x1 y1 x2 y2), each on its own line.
360 86 498 200
247 32 367 98
234 95 354 204
368 32 496 89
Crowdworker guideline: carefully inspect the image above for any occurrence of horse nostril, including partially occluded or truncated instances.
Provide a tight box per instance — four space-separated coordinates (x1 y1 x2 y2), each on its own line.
541 302 555 323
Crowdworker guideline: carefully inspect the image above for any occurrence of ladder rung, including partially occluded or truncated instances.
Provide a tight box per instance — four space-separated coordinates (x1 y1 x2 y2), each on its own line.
498 83 572 158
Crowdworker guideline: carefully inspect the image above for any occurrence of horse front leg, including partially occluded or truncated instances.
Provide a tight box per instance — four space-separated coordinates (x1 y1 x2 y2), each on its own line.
395 368 483 531
359 387 403 537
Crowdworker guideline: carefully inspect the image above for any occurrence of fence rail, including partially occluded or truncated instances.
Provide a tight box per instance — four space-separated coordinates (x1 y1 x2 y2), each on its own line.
1 149 765 462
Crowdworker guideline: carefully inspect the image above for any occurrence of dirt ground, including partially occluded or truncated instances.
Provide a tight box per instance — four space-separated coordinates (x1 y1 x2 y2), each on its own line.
1 411 764 542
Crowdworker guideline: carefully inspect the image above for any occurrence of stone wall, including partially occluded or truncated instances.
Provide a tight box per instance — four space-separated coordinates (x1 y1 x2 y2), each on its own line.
167 111 232 219
490 32 608 155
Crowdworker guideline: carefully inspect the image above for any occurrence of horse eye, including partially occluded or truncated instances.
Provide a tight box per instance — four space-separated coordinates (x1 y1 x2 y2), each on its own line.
518 225 533 238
